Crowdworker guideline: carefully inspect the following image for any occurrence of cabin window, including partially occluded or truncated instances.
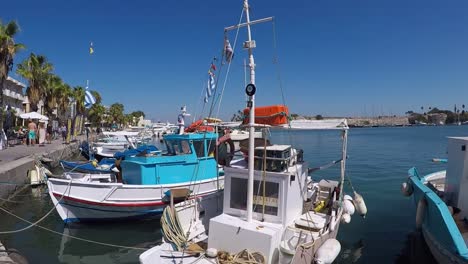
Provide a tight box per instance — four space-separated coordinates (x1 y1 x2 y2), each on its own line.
166 140 192 155
230 177 279 216
181 140 192 154
193 140 205 157
207 140 216 157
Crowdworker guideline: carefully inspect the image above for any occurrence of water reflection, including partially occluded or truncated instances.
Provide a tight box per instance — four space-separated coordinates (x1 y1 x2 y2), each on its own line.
335 239 364 263
57 223 161 264
395 231 436 264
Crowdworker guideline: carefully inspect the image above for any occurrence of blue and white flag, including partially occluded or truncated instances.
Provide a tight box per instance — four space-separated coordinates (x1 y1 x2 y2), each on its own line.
204 73 216 104
84 88 96 109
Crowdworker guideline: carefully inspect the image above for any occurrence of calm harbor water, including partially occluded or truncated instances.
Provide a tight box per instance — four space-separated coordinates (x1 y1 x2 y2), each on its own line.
0 126 466 263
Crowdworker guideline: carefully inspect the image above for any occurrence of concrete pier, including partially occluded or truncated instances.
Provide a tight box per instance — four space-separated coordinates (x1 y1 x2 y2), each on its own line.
0 136 84 200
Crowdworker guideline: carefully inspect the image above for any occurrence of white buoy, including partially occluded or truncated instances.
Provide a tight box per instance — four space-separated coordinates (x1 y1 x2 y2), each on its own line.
206 248 218 258
341 213 351 224
343 194 353 201
353 191 367 218
329 211 337 232
415 198 427 229
343 199 355 216
314 238 341 264
401 182 413 196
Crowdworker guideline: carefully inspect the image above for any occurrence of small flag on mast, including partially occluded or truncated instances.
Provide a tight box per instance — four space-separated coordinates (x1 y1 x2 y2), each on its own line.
84 85 96 109
89 42 94 54
224 39 233 63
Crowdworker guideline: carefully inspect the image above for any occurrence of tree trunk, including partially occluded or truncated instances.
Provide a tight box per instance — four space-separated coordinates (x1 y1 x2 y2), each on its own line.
0 77 4 130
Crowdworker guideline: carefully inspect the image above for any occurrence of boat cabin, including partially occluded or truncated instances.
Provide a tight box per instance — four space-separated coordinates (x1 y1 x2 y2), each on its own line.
120 132 219 185
208 144 308 263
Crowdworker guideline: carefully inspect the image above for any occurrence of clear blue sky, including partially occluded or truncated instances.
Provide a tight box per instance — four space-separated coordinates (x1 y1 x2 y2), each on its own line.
3 0 468 121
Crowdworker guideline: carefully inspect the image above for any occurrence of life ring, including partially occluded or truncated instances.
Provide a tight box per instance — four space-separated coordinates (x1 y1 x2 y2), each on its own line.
185 120 204 133
215 133 235 166
185 120 215 133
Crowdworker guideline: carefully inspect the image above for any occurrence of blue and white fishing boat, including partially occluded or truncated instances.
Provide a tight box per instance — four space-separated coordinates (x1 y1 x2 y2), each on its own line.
59 145 160 174
402 136 468 263
47 132 224 223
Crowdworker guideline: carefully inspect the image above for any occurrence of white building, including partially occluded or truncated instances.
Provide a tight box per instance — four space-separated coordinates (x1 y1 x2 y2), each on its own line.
3 76 26 115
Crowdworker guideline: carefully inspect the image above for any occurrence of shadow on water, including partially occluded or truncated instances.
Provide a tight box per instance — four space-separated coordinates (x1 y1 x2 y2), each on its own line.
334 239 365 263
0 185 163 264
394 231 437 264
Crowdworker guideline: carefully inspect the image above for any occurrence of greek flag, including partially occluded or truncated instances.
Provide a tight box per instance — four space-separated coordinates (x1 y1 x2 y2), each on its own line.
204 73 216 103
85 89 96 109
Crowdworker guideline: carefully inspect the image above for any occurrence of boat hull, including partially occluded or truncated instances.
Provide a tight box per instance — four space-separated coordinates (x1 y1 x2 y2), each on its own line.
406 168 468 263
47 177 224 223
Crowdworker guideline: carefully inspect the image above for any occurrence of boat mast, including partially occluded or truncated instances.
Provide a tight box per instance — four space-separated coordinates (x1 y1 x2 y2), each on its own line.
244 0 255 222
244 0 256 223
225 0 272 223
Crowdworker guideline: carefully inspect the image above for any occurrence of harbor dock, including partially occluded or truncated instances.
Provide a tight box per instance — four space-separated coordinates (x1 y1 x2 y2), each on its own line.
0 137 84 200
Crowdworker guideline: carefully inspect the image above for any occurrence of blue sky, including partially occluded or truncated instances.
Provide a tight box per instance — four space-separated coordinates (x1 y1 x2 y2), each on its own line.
3 0 468 121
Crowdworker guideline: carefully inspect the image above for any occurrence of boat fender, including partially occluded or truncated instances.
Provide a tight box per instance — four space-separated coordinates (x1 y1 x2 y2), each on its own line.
353 191 367 218
341 213 351 224
415 197 427 229
343 194 353 201
42 166 53 177
330 211 337 232
289 148 298 166
28 169 38 184
343 199 355 216
206 248 218 258
314 238 341 264
401 182 413 197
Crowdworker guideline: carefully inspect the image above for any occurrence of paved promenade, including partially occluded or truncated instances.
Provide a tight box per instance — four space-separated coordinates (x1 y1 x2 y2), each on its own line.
0 136 85 167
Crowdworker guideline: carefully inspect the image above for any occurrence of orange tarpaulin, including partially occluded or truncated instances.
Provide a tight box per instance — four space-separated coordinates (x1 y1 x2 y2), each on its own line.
242 105 289 126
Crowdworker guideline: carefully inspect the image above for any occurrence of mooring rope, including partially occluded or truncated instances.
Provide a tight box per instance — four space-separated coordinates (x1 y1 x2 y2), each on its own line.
0 179 148 251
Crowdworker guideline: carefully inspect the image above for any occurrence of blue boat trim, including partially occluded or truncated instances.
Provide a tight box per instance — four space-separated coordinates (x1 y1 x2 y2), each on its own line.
408 167 468 259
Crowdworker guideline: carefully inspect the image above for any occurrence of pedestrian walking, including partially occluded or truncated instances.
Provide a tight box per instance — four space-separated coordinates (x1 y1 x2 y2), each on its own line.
27 119 37 146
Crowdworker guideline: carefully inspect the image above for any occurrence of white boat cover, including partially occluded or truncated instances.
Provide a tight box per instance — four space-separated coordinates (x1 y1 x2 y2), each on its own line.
288 119 348 130
102 131 140 137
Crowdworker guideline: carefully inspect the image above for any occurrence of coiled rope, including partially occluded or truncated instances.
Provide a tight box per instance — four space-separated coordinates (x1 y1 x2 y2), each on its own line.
161 206 188 251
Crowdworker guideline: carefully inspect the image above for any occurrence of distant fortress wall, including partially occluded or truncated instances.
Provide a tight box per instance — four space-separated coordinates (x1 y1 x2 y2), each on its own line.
346 116 409 126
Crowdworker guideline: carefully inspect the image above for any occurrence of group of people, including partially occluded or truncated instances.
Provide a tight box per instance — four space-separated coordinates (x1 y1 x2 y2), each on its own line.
17 119 68 146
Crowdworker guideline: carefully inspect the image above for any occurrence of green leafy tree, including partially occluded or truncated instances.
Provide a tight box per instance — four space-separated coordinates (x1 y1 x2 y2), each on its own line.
109 103 125 126
17 53 53 111
0 20 24 129
88 103 106 126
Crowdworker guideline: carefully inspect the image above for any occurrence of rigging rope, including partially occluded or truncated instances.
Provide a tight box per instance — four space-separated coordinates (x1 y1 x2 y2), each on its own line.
214 8 245 120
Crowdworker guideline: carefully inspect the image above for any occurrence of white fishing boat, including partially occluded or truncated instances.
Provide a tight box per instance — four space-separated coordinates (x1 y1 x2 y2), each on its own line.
47 132 224 223
139 1 366 263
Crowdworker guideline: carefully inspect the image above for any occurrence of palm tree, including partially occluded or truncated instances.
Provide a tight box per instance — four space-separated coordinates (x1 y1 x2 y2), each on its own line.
44 74 63 117
88 103 106 126
72 86 85 117
16 53 53 111
56 83 72 121
0 20 25 129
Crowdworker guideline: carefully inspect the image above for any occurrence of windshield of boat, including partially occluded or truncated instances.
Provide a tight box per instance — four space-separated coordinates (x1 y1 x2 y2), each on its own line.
165 140 192 155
